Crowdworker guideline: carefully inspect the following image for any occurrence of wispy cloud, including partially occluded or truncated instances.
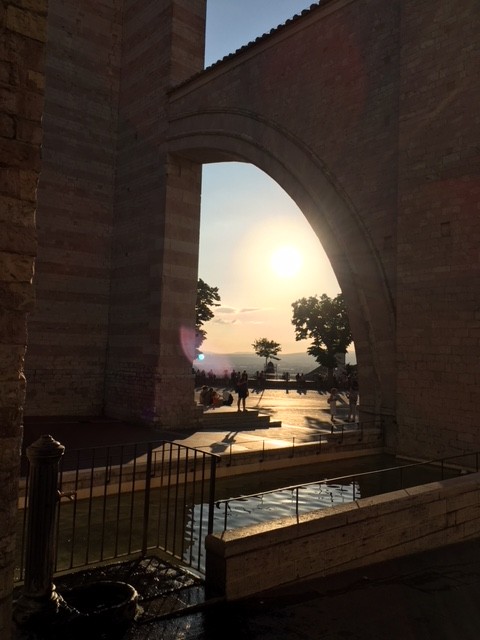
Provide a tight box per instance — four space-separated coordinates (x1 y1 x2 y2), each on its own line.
217 306 262 315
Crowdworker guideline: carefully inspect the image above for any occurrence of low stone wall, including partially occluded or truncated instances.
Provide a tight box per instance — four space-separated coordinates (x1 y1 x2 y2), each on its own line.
205 472 480 600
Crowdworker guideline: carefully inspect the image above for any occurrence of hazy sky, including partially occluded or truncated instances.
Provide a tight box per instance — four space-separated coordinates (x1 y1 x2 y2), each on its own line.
199 1 341 356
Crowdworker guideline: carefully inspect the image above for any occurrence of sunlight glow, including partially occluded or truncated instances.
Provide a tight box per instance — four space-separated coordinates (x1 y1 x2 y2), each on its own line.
199 163 341 354
270 245 303 278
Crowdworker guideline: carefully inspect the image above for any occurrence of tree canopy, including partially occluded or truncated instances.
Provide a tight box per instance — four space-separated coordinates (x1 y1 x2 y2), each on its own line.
252 338 282 370
195 278 220 353
291 293 352 380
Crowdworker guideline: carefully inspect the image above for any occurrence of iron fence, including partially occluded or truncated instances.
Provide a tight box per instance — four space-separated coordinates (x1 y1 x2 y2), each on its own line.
16 441 219 583
193 419 382 467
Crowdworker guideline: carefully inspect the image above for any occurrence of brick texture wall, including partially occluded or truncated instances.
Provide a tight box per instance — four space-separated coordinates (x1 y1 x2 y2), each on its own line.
7 0 479 456
396 0 480 458
24 0 206 427
105 0 205 425
168 0 480 458
25 0 123 416
0 2 47 636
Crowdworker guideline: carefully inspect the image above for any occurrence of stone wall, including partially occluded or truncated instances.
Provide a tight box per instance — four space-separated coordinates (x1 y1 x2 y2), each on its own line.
168 0 480 459
395 0 480 459
0 2 47 636
25 0 123 416
104 0 205 425
206 472 480 600
24 0 207 426
17 0 480 455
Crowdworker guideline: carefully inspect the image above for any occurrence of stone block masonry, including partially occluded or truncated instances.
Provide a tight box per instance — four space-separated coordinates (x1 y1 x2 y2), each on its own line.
18 0 480 455
25 0 123 416
395 0 480 460
1 0 479 635
26 0 207 426
105 1 205 425
168 0 480 459
0 2 47 637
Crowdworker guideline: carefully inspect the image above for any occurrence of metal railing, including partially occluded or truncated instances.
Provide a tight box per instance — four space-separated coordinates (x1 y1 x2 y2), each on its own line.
215 450 480 531
192 419 381 467
16 440 219 582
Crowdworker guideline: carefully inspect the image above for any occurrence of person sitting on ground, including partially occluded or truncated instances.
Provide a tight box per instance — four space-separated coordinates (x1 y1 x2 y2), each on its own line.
199 385 209 407
222 389 233 406
210 389 222 408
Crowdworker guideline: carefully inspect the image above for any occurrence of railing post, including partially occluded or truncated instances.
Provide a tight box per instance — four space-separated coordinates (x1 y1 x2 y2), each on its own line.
141 443 153 556
207 456 217 535
14 435 65 628
224 501 228 532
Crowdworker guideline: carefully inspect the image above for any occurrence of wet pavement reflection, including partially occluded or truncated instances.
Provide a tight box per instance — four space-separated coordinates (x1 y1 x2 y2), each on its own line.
44 537 480 640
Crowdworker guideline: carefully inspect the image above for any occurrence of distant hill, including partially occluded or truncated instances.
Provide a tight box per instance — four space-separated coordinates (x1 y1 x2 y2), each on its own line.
195 351 356 375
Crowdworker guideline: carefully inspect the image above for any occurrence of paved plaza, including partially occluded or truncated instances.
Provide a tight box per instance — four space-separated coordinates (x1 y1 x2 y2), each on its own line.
23 387 351 457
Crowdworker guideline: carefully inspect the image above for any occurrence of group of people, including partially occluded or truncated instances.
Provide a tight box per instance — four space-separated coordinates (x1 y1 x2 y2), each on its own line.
199 370 250 412
194 368 252 389
199 386 234 409
199 372 360 422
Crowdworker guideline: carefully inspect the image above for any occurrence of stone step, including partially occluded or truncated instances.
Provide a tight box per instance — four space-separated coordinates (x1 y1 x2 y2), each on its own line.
199 410 275 431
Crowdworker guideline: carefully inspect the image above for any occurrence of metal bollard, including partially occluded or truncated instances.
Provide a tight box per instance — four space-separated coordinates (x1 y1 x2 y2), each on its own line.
14 434 65 629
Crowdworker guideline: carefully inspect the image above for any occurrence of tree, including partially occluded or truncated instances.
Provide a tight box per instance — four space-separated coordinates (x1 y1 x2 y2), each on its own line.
252 338 282 371
291 293 352 384
195 278 221 354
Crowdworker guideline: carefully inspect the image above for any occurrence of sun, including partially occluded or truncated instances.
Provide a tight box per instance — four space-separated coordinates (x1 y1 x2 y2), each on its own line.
270 245 303 278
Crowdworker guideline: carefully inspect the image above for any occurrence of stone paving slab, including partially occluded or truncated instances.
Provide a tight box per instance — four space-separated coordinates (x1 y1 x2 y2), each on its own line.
65 539 480 640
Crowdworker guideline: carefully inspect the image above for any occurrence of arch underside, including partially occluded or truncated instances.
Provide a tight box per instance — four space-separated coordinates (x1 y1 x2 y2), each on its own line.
167 110 397 432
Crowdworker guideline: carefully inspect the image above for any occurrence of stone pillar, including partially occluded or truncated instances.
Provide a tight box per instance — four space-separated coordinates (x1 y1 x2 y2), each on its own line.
13 436 65 631
105 0 206 428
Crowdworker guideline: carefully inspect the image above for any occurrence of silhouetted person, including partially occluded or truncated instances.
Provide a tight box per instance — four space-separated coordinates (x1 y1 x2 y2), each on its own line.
347 380 359 422
328 387 340 422
236 372 249 411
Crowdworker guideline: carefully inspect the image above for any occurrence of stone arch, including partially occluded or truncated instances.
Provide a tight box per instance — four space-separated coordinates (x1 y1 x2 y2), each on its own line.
167 109 396 436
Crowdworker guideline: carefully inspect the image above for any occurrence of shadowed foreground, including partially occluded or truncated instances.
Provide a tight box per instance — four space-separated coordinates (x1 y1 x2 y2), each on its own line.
37 537 480 640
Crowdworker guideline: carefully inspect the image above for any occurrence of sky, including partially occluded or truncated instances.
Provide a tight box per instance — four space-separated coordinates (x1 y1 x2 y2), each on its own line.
198 1 342 357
